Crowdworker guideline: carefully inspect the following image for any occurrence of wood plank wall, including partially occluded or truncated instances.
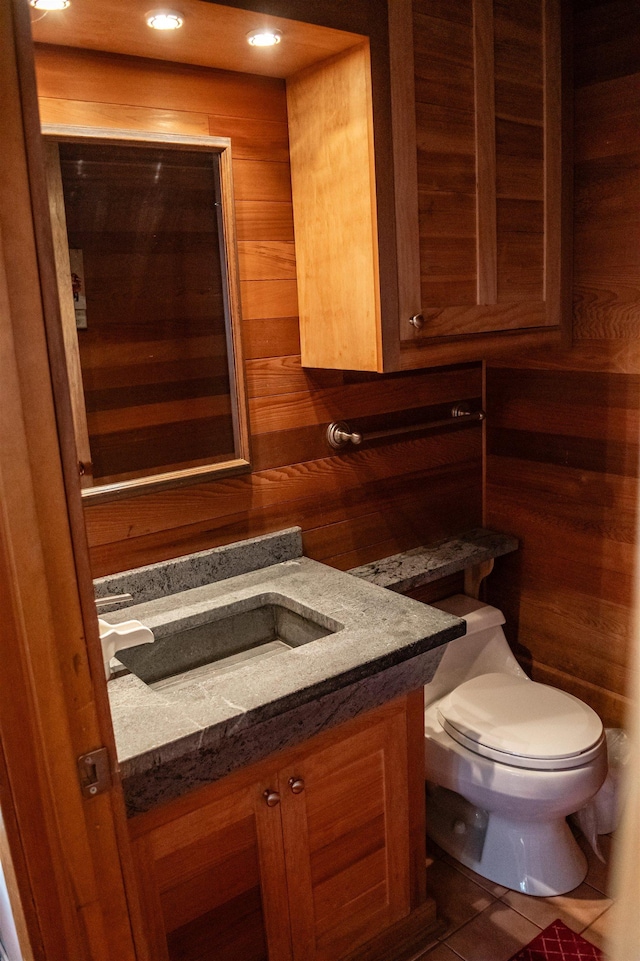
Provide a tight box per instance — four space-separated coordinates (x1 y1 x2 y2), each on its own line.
34 45 483 577
485 0 640 726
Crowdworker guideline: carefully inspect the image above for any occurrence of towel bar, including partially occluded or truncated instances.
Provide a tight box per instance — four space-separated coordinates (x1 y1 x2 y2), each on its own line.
326 403 485 450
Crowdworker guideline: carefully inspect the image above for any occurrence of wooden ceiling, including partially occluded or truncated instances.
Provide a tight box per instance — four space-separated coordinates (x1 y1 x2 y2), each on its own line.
30 0 364 79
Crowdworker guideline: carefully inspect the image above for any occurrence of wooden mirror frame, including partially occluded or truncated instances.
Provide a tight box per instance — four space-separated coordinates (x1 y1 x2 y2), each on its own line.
42 123 251 502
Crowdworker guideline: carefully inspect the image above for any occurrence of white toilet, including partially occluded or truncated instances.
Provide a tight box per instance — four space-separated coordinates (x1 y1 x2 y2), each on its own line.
424 594 607 897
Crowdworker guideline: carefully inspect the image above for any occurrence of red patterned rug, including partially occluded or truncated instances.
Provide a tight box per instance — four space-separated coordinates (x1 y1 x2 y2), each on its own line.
507 919 603 960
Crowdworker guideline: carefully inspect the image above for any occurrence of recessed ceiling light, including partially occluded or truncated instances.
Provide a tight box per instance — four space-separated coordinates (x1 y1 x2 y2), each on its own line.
29 0 70 9
146 9 183 30
247 29 282 47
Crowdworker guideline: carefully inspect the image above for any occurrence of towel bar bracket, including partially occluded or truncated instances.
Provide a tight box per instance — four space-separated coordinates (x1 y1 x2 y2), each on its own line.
327 422 363 449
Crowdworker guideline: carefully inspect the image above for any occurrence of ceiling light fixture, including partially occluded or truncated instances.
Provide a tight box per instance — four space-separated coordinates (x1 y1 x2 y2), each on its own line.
247 29 282 47
29 0 70 9
146 9 184 30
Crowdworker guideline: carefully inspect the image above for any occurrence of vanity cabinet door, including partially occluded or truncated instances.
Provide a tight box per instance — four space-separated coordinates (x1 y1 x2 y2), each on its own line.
128 695 426 961
278 699 412 961
129 774 292 961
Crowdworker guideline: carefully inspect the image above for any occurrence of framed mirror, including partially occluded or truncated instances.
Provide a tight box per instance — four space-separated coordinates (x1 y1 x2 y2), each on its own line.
43 125 250 500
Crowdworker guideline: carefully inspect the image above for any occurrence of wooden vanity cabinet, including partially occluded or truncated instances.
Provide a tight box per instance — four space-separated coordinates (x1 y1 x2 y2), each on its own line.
128 693 431 961
288 0 564 372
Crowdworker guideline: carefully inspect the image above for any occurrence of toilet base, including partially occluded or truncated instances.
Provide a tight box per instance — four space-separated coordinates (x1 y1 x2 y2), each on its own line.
426 785 588 897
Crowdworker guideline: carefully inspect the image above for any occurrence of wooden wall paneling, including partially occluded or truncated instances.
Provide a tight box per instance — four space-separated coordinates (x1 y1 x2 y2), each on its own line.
246 409 483 474
573 73 640 164
39 96 211 138
302 470 482 570
34 46 290 123
89 450 481 573
233 158 293 203
532 662 630 733
84 427 483 566
240 280 299 320
573 0 640 87
486 365 638 726
573 78 640 347
245 356 344 398
242 317 301 360
487 465 636 606
236 204 295 244
517 590 630 692
85 452 481 576
483 339 640 374
487 458 638 597
249 365 482 433
208 116 291 163
487 556 631 727
237 241 296 281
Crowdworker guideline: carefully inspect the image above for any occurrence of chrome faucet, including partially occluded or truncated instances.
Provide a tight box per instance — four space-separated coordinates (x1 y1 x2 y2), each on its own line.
95 594 154 679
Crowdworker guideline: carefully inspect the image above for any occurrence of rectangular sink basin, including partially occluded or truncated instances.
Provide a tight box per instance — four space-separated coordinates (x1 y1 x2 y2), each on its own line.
116 596 341 691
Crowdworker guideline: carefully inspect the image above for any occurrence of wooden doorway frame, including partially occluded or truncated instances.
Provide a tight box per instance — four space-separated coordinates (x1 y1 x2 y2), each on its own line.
0 1 141 958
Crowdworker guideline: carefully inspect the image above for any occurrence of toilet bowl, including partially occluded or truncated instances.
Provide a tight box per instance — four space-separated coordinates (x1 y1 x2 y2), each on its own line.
424 595 607 897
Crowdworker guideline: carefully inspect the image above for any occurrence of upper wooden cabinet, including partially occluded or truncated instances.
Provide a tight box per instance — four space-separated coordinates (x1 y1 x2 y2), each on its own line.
289 0 563 372
31 0 563 374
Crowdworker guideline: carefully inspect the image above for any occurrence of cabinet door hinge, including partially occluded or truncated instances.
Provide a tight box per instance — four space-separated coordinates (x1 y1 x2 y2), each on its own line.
77 747 111 798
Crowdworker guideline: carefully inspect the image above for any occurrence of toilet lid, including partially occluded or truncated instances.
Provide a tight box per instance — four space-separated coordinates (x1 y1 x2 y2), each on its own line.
437 674 605 770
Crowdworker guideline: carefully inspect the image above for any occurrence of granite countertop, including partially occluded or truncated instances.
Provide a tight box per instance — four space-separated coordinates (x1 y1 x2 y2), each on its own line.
350 528 518 593
97 526 517 815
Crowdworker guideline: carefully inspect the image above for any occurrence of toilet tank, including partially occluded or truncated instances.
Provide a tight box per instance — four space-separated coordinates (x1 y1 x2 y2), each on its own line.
424 595 527 707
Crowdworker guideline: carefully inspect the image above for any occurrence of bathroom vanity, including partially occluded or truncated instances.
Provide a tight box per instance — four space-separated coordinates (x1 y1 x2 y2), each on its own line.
97 529 467 961
128 695 428 961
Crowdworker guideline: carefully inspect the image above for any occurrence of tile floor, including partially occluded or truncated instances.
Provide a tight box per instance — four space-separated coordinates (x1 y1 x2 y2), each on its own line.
414 832 615 961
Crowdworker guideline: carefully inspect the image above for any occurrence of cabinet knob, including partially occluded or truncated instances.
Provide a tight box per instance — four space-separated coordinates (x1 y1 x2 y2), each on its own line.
263 789 281 807
288 777 305 795
409 313 425 330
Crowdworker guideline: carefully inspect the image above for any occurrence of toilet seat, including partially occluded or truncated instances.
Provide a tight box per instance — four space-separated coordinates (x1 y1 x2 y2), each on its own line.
437 673 604 771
